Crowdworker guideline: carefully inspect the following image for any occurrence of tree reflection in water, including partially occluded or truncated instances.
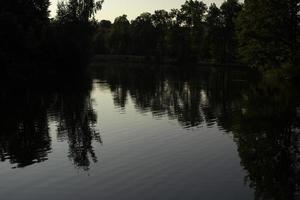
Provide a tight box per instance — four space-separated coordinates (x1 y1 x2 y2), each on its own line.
93 64 249 128
51 77 101 171
94 64 300 200
230 79 300 200
0 64 299 199
0 87 51 168
0 75 101 170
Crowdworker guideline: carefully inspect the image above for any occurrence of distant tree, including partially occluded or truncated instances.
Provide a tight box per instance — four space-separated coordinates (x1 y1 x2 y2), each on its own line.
180 0 207 27
94 20 112 54
152 10 172 27
205 3 224 61
180 0 208 60
109 15 131 54
56 0 103 23
166 9 193 62
152 10 172 59
131 13 157 56
220 0 242 62
99 19 112 29
236 0 299 71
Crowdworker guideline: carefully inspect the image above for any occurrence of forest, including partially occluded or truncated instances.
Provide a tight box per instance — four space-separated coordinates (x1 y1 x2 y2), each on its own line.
0 0 299 80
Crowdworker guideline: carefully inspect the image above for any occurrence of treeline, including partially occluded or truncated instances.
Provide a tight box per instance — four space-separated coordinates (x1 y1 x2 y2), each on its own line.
94 0 300 73
0 0 103 79
95 0 242 64
0 0 299 79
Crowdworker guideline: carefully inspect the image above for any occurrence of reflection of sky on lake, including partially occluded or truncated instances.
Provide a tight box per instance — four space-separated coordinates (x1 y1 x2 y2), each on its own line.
1 64 299 199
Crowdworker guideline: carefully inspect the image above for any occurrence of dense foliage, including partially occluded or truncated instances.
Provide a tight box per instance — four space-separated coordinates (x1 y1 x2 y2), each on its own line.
94 0 299 75
0 0 299 79
236 0 300 72
94 0 242 64
0 0 103 79
0 0 50 77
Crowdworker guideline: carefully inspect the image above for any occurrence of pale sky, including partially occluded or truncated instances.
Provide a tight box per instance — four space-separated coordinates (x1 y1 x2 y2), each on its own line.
50 0 225 21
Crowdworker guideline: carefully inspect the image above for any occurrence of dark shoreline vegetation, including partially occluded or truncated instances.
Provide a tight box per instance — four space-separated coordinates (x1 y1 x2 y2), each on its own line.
0 0 299 81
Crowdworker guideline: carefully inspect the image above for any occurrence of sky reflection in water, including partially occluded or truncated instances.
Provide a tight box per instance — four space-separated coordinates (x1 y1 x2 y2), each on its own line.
0 64 299 200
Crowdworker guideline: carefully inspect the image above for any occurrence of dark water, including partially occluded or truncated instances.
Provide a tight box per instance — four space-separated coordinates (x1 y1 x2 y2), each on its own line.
0 64 300 200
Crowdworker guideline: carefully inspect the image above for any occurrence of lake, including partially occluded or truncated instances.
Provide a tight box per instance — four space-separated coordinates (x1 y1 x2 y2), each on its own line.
0 63 299 200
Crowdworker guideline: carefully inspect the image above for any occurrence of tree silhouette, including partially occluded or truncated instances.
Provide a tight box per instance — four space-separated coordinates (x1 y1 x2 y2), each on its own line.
131 13 157 56
236 0 300 71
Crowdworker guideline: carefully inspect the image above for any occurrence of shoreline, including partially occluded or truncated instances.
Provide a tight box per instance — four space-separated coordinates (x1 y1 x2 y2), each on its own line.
92 54 247 68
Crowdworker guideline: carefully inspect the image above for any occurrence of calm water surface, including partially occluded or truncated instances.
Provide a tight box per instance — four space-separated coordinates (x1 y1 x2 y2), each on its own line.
0 64 299 200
